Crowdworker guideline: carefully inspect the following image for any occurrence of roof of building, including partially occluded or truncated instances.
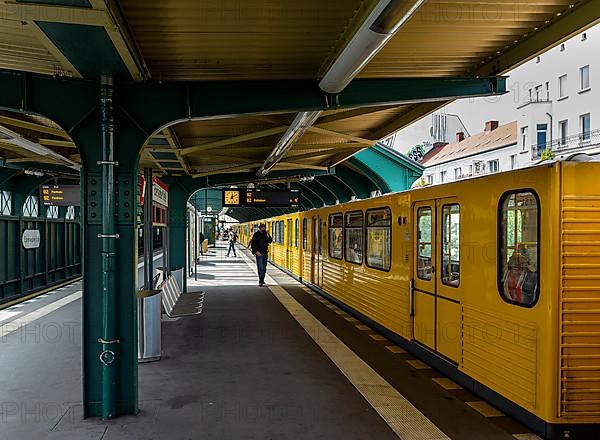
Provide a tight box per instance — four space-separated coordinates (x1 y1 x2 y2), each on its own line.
422 121 517 167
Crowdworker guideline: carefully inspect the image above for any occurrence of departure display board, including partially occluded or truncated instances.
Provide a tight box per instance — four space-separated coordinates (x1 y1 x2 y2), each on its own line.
222 189 300 208
40 185 80 206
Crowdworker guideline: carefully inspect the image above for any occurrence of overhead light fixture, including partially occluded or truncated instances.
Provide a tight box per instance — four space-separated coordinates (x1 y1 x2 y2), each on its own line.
319 0 425 94
0 125 80 171
24 169 45 177
256 110 322 177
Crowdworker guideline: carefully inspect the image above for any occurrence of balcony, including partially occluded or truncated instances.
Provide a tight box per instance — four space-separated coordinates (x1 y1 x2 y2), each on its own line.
531 128 600 160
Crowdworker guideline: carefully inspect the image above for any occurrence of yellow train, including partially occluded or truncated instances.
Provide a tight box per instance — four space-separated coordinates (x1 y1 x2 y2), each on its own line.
238 160 600 439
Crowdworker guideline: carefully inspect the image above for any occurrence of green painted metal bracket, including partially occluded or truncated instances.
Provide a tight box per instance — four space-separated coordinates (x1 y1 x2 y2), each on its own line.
334 165 377 199
315 175 354 203
0 71 507 140
310 178 341 205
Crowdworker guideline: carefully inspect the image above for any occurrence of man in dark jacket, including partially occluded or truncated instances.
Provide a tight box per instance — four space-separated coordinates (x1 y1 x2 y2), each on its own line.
250 224 272 286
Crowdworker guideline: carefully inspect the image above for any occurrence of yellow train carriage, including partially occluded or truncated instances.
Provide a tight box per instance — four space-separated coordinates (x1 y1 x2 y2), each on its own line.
244 160 600 439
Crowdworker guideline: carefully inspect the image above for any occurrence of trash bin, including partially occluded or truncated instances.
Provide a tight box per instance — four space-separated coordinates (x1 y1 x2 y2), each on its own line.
137 275 162 363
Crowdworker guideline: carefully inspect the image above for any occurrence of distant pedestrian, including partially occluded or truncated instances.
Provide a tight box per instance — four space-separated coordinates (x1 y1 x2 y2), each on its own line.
250 224 272 286
199 231 205 256
227 230 237 257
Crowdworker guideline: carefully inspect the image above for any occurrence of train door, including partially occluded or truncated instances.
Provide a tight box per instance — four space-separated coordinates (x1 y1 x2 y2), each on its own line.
435 198 461 363
411 198 461 363
286 219 293 270
311 216 322 286
412 201 436 350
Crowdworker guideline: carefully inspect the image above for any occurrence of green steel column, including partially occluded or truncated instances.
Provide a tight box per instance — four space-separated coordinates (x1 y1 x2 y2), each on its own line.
166 181 191 276
99 76 118 420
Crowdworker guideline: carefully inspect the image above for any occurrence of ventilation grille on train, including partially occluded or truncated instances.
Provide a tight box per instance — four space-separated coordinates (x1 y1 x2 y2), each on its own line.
560 194 600 417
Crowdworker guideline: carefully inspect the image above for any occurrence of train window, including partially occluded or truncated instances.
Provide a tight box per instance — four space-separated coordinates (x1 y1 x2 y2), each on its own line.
302 218 308 250
279 221 284 244
441 204 460 287
366 208 391 271
345 211 363 264
417 207 433 280
329 213 343 260
499 190 540 307
295 219 299 248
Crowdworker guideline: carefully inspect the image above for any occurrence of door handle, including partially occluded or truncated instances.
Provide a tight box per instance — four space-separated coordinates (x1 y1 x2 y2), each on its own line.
409 279 415 317
431 265 435 274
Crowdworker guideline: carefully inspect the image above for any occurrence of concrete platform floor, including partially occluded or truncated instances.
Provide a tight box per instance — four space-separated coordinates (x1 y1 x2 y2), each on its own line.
0 245 397 440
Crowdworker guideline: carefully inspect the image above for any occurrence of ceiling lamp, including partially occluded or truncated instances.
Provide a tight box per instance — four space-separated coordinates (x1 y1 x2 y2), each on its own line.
319 0 425 94
256 111 322 177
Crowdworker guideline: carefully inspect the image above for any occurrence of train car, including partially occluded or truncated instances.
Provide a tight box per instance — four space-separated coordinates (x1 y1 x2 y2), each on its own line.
240 160 600 439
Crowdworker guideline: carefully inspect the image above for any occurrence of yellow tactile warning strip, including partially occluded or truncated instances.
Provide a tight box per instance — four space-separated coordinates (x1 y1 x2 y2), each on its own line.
432 378 462 391
406 360 431 370
386 345 406 354
239 252 450 440
512 434 543 440
466 401 504 418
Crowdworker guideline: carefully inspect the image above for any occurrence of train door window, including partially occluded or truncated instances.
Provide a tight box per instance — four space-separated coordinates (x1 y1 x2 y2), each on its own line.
345 211 363 264
302 218 308 250
295 219 299 247
366 208 391 271
328 213 343 260
499 191 540 306
441 204 460 287
417 207 433 280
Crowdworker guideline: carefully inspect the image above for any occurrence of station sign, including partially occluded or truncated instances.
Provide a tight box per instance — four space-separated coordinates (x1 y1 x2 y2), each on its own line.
40 185 80 207
139 176 169 207
222 189 300 208
22 229 41 249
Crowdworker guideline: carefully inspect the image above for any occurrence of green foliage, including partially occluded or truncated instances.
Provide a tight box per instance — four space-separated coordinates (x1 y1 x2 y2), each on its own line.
540 148 555 161
408 144 426 161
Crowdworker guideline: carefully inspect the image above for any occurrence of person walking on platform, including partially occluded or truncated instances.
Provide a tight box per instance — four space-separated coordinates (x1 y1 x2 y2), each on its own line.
227 230 237 257
250 224 272 286
199 230 205 256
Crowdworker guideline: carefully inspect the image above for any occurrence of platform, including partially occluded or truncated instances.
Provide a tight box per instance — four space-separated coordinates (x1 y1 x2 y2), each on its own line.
0 244 541 440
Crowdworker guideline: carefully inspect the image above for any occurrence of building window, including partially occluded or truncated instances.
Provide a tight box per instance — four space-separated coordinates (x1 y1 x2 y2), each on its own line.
559 120 568 146
344 211 363 265
441 204 460 287
545 81 550 100
328 213 343 260
474 161 485 175
582 32 587 41
454 167 462 179
560 43 565 52
440 170 447 183
417 207 432 280
487 159 500 173
510 154 517 170
46 205 59 219
22 195 39 217
580 65 590 91
536 56 540 64
302 218 308 250
580 113 591 142
536 124 548 155
521 126 528 150
499 191 539 307
365 208 391 271
425 174 433 185
0 190 11 216
558 74 567 98
467 164 473 176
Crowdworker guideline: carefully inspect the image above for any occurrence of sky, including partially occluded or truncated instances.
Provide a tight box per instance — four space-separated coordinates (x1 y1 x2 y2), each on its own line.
391 23 599 153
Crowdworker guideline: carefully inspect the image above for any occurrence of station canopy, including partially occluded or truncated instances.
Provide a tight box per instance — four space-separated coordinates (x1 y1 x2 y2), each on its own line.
0 0 597 221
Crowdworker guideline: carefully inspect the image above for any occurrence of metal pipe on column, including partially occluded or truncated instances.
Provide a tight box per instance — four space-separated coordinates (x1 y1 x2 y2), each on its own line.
99 75 118 420
194 192 198 281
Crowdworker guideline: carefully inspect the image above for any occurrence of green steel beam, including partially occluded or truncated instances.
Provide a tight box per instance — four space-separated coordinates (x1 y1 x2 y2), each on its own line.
346 157 390 194
352 145 423 193
477 0 600 76
0 71 506 139
334 165 377 200
315 175 354 203
0 168 18 188
310 178 341 205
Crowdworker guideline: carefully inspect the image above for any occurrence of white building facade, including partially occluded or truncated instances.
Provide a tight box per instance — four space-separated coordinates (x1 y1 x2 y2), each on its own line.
420 27 599 186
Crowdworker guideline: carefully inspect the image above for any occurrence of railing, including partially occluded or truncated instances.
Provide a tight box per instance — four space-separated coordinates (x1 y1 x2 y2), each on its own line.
531 129 600 160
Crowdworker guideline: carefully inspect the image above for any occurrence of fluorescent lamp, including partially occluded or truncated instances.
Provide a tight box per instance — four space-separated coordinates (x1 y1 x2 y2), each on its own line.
319 0 425 94
256 111 322 177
